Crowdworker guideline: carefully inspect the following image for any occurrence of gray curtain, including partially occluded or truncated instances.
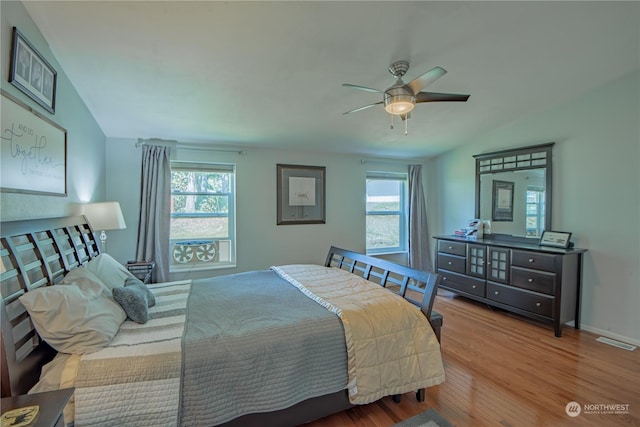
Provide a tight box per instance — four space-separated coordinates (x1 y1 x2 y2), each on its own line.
135 145 171 282
408 164 433 272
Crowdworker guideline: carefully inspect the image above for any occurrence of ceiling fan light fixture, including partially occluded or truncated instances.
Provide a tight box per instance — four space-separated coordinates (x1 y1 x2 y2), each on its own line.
384 93 415 115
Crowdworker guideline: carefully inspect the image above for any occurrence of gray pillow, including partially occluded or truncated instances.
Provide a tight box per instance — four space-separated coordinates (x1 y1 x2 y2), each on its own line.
112 285 149 324
125 277 156 307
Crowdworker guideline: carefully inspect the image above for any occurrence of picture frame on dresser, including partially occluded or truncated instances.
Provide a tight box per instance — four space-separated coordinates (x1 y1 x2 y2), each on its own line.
539 231 572 248
9 27 57 113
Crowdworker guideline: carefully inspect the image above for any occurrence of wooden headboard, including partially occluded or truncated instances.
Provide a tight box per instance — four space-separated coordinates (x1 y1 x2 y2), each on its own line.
0 216 101 397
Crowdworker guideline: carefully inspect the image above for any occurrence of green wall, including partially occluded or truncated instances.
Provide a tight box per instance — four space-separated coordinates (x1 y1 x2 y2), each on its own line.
0 1 106 221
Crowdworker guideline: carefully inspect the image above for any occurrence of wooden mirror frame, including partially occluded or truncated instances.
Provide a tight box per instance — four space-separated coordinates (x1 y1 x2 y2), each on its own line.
474 142 554 241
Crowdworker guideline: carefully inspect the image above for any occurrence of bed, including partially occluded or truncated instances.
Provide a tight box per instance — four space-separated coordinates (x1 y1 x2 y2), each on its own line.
1 216 444 426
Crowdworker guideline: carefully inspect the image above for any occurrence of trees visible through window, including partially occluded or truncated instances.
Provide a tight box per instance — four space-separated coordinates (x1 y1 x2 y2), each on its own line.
366 173 408 254
170 162 236 270
526 186 545 237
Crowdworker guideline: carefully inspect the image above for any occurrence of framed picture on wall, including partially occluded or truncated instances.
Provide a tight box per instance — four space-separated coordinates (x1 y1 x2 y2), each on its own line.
277 164 326 225
492 180 514 222
9 27 57 114
1 91 67 196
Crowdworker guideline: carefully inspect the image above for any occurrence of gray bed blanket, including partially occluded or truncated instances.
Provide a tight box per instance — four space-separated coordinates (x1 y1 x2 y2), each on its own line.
179 270 348 426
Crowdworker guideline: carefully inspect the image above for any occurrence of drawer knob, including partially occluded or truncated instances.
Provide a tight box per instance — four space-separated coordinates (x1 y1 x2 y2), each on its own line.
472 285 477 289
494 291 499 295
442 277 447 281
528 278 534 283
528 258 534 263
448 261 452 265
448 246 453 250
536 302 541 307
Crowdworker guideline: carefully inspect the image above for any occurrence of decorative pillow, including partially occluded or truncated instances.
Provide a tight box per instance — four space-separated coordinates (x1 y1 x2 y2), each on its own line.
19 285 126 354
125 277 156 307
83 253 136 290
112 285 149 324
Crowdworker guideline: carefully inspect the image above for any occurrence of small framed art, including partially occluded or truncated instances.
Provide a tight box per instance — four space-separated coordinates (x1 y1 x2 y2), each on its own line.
9 27 57 114
492 180 514 222
539 231 572 248
277 164 326 225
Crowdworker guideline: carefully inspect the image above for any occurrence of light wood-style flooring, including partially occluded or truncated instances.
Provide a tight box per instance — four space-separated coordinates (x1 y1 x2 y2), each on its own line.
305 290 640 427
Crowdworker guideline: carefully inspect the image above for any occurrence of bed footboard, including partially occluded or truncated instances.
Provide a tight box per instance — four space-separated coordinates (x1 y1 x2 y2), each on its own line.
324 246 443 342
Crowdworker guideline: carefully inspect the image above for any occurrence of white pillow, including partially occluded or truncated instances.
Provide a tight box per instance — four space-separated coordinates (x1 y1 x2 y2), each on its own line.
83 253 136 290
19 284 126 354
59 267 112 297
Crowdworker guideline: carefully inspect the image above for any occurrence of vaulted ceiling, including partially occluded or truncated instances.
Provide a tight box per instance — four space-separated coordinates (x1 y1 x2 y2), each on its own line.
23 1 640 158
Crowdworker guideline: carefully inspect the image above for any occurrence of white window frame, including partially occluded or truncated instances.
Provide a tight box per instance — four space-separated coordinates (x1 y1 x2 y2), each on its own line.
365 172 408 255
169 161 236 272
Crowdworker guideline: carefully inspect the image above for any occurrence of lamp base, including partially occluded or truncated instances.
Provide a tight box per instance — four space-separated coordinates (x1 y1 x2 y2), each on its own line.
100 230 107 253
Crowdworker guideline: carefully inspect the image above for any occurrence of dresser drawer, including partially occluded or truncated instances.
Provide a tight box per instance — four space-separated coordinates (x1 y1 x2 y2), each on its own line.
438 240 466 257
437 253 466 274
486 282 554 318
438 269 485 297
511 266 556 295
511 250 557 273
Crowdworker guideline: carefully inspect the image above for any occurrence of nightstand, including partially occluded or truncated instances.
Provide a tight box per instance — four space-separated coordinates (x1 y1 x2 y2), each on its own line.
1 388 74 427
126 260 155 284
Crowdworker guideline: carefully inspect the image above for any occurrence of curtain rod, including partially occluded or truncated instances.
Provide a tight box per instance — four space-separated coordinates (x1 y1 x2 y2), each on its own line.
360 159 413 165
136 138 247 155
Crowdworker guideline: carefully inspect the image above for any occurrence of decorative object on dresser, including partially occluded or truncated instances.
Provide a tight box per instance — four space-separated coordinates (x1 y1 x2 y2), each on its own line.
80 201 127 253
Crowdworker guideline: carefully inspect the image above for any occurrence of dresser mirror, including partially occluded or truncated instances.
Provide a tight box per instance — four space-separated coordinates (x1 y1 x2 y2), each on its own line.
474 143 554 239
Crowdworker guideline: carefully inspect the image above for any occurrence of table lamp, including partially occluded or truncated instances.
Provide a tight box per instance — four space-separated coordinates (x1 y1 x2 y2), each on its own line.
82 201 127 253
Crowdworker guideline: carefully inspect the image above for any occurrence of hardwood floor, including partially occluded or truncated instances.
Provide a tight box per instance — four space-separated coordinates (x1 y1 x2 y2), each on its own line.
304 291 640 427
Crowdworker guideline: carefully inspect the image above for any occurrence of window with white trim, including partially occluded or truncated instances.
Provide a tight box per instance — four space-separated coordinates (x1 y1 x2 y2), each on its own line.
365 172 408 254
170 162 236 271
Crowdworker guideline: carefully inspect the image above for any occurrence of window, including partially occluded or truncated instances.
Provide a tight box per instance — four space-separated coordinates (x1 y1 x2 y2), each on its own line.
525 186 545 238
170 162 236 270
366 172 408 254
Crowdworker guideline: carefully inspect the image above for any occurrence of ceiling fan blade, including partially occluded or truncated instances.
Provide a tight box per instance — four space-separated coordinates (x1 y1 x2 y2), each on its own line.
407 66 447 94
416 92 470 103
343 102 383 114
342 83 384 93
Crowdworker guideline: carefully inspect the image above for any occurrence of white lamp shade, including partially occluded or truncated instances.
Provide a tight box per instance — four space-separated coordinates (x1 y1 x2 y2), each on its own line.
82 201 127 231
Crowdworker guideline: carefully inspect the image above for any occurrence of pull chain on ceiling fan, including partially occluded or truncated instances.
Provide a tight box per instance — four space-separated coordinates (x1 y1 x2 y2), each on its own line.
342 60 470 135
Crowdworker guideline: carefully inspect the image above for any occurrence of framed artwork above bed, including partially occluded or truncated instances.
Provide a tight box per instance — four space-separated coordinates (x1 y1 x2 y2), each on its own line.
9 27 57 114
277 164 326 225
0 90 67 196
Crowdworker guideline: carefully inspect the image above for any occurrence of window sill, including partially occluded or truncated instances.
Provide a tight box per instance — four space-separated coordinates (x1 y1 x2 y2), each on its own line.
366 250 408 256
169 262 236 274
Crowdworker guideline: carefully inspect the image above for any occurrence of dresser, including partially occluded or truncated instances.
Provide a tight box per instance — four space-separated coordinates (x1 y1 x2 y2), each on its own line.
434 235 587 336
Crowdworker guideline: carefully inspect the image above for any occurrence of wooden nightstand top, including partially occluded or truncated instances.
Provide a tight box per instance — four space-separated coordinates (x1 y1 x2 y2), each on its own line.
1 388 73 427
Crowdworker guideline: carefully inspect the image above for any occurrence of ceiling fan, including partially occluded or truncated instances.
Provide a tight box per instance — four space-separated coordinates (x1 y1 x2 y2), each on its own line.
342 60 470 134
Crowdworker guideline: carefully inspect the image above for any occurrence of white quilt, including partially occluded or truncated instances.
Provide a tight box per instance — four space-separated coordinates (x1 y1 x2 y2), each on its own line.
271 264 445 404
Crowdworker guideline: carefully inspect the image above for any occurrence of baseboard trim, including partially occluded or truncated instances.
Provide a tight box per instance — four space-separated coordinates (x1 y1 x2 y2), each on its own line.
565 321 640 347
